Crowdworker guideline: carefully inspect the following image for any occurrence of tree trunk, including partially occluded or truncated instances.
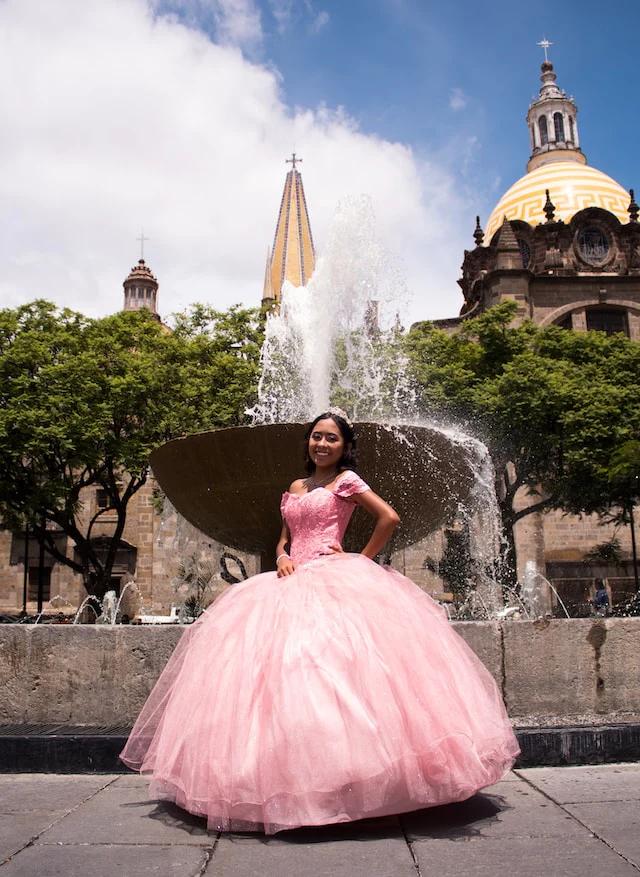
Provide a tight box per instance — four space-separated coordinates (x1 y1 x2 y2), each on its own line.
498 503 519 595
629 502 639 593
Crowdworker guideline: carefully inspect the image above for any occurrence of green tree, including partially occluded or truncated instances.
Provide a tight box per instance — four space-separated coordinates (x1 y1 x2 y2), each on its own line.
0 300 263 600
605 439 640 590
406 303 640 585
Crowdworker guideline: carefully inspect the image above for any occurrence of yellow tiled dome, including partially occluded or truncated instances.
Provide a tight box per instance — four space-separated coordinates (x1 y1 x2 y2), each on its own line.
485 162 630 243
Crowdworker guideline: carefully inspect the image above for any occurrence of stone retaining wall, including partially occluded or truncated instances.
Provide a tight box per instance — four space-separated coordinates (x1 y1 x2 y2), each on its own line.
1 619 639 727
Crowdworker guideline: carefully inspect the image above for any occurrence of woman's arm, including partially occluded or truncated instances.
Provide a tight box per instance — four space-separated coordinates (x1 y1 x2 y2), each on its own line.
276 520 296 577
352 490 400 560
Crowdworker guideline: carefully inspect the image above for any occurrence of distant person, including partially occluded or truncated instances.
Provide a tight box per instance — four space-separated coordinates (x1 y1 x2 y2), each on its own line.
593 578 610 615
120 409 519 834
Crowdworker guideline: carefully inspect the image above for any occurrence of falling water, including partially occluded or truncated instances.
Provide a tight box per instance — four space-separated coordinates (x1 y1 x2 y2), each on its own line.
251 196 416 424
249 195 511 615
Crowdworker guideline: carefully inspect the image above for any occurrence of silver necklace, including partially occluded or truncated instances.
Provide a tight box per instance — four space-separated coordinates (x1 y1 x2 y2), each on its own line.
307 471 338 489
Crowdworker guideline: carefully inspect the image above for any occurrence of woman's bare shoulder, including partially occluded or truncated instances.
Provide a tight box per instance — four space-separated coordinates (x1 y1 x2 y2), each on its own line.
288 477 307 493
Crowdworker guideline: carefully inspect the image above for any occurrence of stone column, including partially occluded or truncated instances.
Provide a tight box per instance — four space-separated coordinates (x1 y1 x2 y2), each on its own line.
571 308 587 331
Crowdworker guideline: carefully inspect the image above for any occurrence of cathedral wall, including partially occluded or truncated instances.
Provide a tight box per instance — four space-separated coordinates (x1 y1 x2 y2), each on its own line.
0 474 261 618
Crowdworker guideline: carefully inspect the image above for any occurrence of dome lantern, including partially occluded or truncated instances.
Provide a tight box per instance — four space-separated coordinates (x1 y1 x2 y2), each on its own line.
526 48 586 172
123 258 160 320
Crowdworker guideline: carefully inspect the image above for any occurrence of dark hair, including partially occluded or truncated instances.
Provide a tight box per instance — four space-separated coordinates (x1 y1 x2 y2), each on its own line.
304 412 358 474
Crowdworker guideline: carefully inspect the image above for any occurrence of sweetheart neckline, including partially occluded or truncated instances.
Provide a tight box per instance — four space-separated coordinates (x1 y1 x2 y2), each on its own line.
284 471 355 500
283 487 335 499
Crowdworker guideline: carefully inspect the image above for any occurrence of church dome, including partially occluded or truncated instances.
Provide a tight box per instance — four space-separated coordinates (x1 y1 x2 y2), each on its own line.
485 162 630 243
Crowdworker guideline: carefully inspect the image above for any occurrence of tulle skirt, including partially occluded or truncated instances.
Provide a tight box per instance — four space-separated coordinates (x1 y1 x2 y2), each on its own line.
120 553 519 834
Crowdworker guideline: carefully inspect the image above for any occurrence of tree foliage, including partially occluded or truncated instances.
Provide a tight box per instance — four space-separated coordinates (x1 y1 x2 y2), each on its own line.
0 300 263 599
406 303 640 581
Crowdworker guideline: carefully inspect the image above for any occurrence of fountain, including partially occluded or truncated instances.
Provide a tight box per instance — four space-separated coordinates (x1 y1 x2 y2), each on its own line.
150 198 503 587
72 580 141 625
521 560 571 620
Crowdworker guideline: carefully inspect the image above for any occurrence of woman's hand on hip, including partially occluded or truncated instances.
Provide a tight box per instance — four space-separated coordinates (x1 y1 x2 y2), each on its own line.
277 557 296 578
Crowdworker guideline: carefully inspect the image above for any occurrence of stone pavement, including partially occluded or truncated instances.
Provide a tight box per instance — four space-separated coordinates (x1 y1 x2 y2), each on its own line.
1 765 639 876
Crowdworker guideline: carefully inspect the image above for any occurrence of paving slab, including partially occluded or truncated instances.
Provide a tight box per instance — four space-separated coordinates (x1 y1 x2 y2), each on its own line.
402 780 583 840
0 774 112 813
0 813 64 863
1 767 640 876
111 773 152 789
411 834 640 877
519 763 640 803
0 843 210 877
564 801 640 867
41 784 214 847
212 834 415 877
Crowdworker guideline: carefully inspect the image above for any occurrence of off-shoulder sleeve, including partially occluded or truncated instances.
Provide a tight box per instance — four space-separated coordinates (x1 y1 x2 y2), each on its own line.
333 470 371 499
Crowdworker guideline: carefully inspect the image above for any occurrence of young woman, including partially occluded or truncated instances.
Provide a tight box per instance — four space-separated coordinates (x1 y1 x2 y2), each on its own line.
121 409 519 834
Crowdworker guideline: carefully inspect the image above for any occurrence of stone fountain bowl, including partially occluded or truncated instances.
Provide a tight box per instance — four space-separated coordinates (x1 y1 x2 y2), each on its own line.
150 422 477 567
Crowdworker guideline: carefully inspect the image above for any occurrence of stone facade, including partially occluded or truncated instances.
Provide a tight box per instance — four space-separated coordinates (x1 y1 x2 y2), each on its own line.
0 478 259 618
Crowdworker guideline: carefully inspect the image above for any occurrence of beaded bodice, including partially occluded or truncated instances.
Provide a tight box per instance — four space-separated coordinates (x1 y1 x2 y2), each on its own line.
280 471 370 564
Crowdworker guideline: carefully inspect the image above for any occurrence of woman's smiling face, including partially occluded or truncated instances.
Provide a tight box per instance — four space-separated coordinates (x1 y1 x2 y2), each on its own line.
308 418 345 469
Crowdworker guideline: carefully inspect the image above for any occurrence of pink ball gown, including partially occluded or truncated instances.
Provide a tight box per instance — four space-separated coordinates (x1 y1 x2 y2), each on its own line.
120 471 520 834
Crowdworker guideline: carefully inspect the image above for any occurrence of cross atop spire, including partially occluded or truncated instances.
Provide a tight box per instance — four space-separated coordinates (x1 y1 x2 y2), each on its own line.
537 37 553 63
286 152 302 172
137 230 149 260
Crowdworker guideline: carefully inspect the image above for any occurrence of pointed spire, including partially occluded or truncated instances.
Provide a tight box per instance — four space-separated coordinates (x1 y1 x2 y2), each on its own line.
262 156 316 307
494 218 523 270
628 189 639 223
496 217 520 250
262 247 274 303
473 215 484 246
543 189 556 222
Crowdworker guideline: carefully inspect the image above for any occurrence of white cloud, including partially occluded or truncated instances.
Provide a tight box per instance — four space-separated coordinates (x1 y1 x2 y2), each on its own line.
212 0 263 46
449 87 467 112
268 0 293 33
0 0 470 326
151 0 263 48
310 9 329 33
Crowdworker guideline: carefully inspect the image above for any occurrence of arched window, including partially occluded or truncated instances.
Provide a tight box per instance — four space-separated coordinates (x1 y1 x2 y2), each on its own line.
554 113 565 142
568 116 575 144
585 308 629 337
539 115 548 145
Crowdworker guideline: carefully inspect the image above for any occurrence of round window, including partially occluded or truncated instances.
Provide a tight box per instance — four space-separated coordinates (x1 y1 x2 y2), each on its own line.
577 227 611 265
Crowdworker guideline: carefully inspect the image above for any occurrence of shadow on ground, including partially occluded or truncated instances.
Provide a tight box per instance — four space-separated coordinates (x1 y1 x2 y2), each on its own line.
141 792 508 844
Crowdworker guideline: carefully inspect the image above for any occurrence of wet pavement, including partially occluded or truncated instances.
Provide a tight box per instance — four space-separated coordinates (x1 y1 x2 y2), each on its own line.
1 764 639 875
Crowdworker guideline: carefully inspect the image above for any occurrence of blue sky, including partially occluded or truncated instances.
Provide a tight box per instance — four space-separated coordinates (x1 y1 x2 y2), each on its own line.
302 4 631 165
258 0 640 215
1 0 638 323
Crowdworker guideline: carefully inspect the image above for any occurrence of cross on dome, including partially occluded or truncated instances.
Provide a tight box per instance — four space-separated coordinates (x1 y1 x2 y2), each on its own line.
537 38 553 62
286 152 302 172
137 230 150 260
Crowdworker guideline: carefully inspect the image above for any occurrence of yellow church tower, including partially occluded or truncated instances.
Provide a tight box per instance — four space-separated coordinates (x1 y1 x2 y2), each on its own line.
262 153 316 307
